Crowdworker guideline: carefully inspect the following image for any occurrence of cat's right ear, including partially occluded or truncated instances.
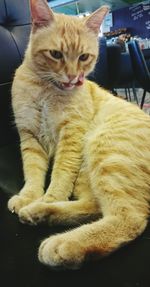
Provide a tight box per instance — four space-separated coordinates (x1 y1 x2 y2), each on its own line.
30 0 54 32
84 6 110 35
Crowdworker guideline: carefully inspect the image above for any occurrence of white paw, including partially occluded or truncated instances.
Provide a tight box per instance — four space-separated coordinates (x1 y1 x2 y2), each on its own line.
8 195 33 214
38 234 85 270
19 201 49 225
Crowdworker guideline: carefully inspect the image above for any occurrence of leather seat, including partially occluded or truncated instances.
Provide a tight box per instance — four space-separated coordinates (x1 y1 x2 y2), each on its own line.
0 1 150 286
0 0 31 146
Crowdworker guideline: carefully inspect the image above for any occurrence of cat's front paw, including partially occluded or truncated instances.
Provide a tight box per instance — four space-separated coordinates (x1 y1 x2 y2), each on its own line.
38 234 85 270
8 195 34 214
18 201 50 225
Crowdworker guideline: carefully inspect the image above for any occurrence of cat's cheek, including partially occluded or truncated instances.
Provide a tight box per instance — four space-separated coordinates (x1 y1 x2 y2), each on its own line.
43 54 54 65
40 53 61 73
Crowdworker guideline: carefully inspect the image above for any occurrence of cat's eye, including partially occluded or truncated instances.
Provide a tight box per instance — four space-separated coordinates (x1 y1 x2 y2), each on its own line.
79 53 89 61
50 50 63 60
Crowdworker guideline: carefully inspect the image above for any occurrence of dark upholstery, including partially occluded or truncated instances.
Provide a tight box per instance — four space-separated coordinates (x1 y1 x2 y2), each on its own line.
88 36 108 89
0 0 31 146
88 41 128 92
90 42 136 96
106 43 122 90
114 52 134 89
128 40 150 108
0 1 150 286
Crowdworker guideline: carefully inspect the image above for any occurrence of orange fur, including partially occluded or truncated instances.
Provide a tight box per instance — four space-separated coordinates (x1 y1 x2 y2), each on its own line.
8 0 150 269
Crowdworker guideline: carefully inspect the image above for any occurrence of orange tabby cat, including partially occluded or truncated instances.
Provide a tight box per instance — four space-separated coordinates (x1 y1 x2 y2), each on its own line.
8 0 150 269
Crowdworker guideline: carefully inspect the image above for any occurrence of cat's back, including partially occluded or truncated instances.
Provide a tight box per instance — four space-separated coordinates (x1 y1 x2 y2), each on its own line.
86 81 150 159
87 80 150 128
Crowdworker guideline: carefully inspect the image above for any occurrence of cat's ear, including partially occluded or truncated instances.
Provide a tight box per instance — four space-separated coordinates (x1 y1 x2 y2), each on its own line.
85 6 110 35
30 0 54 32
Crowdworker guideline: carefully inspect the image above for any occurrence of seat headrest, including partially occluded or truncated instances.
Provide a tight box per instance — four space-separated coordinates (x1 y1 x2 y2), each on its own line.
0 0 31 26
0 0 31 84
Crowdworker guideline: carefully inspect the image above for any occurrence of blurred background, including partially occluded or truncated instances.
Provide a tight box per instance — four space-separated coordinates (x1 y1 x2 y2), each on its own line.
48 0 150 47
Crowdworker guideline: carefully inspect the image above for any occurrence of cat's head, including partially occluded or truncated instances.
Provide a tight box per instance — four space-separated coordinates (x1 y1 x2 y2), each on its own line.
28 0 109 92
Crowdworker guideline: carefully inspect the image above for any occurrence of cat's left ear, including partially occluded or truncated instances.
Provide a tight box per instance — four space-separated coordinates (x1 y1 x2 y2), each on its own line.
85 6 110 35
30 0 54 32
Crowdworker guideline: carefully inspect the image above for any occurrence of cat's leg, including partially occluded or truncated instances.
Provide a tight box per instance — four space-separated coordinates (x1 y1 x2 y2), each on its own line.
8 131 49 213
38 130 149 269
18 164 100 225
42 122 85 203
19 198 100 225
38 198 148 269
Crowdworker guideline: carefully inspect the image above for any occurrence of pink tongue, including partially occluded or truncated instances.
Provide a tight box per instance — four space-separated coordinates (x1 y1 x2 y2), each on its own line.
75 74 84 86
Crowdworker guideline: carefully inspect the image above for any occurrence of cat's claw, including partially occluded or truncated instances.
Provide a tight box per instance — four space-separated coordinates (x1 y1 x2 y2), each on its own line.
19 201 50 225
19 208 38 225
8 195 34 214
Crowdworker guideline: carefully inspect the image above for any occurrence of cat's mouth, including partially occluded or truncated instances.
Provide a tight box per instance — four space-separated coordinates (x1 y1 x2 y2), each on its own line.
54 74 84 91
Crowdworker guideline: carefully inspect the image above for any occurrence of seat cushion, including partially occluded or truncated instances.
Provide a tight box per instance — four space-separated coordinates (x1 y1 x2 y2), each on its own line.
0 143 23 195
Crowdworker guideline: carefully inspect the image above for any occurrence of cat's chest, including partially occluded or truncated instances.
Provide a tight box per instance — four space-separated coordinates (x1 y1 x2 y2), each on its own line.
18 96 63 151
37 98 63 149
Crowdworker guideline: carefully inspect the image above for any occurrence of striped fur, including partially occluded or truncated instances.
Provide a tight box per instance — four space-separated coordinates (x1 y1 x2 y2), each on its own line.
8 0 150 269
